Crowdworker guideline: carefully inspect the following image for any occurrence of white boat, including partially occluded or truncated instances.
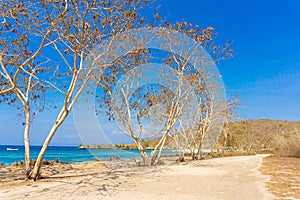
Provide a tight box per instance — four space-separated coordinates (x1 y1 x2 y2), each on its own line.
6 148 19 151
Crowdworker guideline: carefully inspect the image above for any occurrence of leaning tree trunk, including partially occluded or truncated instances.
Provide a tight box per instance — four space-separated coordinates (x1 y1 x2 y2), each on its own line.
156 135 168 163
150 133 168 165
24 103 31 178
133 138 150 166
29 109 68 180
140 151 150 166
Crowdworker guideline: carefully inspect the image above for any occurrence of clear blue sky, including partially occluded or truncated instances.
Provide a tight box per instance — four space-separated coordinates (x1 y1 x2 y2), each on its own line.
0 0 299 145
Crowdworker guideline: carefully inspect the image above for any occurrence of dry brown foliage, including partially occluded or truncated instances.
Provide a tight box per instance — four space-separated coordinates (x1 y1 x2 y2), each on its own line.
221 119 300 157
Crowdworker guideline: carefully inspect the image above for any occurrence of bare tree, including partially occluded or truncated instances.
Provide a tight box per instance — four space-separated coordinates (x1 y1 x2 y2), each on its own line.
1 0 232 179
169 69 227 160
1 0 155 180
0 56 40 177
28 0 153 180
217 95 241 157
96 55 195 165
93 25 231 165
0 1 68 178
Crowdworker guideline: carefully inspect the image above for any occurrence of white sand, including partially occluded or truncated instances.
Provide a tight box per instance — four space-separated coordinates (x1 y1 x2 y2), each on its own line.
0 154 274 200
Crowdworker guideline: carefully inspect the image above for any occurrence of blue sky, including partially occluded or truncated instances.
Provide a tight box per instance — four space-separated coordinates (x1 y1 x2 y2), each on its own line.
0 0 299 145
160 0 300 120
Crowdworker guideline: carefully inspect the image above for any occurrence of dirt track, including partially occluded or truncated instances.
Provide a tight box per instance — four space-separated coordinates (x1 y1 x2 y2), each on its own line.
0 154 274 200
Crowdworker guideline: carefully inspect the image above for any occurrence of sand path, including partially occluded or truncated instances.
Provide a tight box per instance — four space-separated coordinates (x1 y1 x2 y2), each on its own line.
0 154 274 200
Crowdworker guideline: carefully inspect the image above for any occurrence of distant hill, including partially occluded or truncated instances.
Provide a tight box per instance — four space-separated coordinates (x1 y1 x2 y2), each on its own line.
81 119 300 157
221 119 300 157
141 119 300 156
228 119 300 136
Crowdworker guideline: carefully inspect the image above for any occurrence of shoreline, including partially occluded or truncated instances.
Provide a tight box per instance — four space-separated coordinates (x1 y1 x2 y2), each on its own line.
0 146 180 167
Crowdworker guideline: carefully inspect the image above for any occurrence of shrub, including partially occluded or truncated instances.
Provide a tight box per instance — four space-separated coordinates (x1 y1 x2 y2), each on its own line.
273 133 300 158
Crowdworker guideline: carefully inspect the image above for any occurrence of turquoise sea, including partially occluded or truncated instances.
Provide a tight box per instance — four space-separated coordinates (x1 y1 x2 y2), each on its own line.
0 145 175 166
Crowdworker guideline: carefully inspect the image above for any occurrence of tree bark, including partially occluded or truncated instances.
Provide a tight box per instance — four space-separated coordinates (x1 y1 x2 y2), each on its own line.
29 109 68 180
155 135 167 164
133 138 150 166
24 103 31 178
197 138 204 160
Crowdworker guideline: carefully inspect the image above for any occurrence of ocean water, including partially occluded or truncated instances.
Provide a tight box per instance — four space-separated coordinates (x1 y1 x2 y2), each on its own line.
0 145 176 166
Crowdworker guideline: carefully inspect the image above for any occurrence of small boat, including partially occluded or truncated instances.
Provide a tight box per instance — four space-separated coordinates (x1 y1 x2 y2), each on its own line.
6 148 19 151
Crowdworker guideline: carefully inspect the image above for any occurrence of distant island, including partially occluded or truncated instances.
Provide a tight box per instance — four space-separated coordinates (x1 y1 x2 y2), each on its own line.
78 136 175 150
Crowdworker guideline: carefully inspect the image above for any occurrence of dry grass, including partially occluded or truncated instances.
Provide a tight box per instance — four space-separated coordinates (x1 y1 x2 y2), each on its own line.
260 156 300 199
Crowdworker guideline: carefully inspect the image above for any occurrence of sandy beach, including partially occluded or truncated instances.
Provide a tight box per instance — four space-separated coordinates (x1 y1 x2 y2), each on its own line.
0 154 274 200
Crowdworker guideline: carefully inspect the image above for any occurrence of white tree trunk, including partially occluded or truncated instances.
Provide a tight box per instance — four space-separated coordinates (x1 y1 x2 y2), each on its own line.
133 138 150 165
29 109 68 180
24 103 31 178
